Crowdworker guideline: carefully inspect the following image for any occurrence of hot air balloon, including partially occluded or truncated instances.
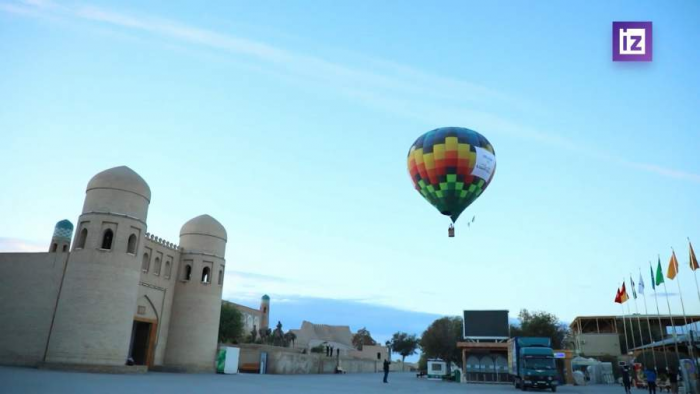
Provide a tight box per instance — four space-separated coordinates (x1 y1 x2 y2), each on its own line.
407 127 496 237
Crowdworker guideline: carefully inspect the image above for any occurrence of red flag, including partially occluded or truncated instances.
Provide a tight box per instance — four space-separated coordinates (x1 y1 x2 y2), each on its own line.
614 287 622 303
620 282 629 303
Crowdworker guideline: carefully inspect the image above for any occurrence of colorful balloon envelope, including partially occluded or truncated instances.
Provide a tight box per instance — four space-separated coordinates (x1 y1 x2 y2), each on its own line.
407 127 496 223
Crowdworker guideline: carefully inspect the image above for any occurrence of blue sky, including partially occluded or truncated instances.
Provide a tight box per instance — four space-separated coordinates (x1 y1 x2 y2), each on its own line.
2 0 700 345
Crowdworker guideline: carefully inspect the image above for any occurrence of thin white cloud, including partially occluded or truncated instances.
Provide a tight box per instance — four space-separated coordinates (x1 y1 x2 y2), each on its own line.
0 2 39 15
0 237 45 252
622 162 700 183
4 0 700 184
222 269 387 307
20 0 53 7
67 5 485 106
222 269 328 302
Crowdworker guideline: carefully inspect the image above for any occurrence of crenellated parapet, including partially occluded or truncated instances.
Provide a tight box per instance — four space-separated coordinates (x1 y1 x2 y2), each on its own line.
144 232 182 252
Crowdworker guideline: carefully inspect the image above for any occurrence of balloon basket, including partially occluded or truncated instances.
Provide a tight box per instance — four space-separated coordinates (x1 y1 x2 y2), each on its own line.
448 225 455 238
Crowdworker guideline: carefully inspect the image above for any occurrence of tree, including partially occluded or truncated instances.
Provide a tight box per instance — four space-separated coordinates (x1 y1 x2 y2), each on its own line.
389 332 420 371
420 316 463 372
418 352 428 371
248 325 258 343
352 327 377 350
510 309 569 349
310 344 326 354
218 302 245 344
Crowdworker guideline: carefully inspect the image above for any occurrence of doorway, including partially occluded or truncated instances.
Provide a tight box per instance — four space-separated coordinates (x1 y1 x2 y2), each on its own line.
129 320 155 366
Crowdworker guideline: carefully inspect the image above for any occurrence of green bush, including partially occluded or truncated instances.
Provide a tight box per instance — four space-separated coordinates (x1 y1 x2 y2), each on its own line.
310 344 326 354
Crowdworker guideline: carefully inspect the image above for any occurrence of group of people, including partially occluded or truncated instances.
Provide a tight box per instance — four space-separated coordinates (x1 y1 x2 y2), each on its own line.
324 346 339 357
621 365 679 394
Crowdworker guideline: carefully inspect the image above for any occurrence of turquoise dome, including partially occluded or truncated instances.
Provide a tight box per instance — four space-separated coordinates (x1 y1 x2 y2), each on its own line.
56 219 74 230
262 294 270 301
53 219 74 240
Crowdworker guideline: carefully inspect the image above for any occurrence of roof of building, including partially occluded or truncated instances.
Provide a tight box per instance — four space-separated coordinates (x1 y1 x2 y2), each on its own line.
86 166 151 201
291 321 354 349
180 214 227 241
631 331 700 351
570 314 700 329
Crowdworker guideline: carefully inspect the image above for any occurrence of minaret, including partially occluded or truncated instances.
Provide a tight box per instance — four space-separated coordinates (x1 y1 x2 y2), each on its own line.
165 214 227 372
49 219 73 252
260 294 270 331
45 166 150 366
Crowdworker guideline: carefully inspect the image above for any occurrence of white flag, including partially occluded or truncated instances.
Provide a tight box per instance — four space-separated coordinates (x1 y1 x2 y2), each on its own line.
638 273 645 295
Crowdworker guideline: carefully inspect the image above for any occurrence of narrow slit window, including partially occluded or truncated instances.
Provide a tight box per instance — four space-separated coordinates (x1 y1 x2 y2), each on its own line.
154 257 161 276
62 245 68 252
184 265 192 281
165 261 172 279
51 243 57 252
218 269 223 285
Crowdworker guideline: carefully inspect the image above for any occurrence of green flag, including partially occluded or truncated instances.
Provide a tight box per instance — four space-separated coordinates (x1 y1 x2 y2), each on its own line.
655 257 665 286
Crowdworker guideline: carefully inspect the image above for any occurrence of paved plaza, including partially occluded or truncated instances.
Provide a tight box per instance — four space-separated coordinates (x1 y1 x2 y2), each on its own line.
0 366 632 394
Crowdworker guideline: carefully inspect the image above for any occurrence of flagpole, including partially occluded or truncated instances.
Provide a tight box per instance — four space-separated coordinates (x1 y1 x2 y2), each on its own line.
672 249 691 329
671 248 696 366
674 267 696 368
618 281 630 355
662 280 682 364
632 273 649 368
640 267 658 371
620 301 630 355
693 268 700 333
652 261 670 369
661 255 682 365
624 296 638 354
623 278 638 354
688 238 700 335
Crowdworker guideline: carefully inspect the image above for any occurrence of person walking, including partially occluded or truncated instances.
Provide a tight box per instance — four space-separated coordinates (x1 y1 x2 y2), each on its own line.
621 366 632 394
668 367 678 394
645 367 657 394
383 359 390 383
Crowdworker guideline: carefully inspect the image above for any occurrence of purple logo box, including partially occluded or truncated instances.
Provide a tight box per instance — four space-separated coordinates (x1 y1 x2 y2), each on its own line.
613 21 653 61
